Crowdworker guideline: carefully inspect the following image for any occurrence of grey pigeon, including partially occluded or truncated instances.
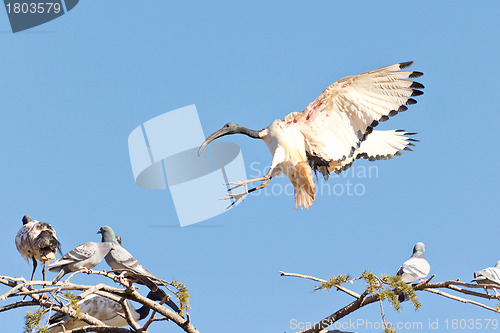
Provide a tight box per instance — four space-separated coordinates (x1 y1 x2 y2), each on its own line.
97 226 181 314
48 290 165 332
16 215 62 281
472 260 500 296
49 242 115 283
396 242 430 302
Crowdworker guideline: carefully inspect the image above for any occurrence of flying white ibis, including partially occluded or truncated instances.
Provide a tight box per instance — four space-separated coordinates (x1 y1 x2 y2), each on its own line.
198 62 423 209
15 215 61 280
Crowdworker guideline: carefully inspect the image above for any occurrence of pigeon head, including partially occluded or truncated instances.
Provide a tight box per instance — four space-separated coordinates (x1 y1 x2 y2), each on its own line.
412 242 426 257
22 215 32 225
97 226 120 244
496 260 500 269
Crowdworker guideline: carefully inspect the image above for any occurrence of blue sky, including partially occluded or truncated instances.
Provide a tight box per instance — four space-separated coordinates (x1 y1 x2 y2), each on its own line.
1 1 499 332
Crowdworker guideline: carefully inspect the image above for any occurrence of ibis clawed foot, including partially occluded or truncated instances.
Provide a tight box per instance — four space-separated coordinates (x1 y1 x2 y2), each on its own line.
221 190 247 208
222 173 273 208
224 175 270 192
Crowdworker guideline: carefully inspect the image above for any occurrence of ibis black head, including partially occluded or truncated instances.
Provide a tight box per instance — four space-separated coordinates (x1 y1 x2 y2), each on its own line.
198 122 260 156
22 215 32 225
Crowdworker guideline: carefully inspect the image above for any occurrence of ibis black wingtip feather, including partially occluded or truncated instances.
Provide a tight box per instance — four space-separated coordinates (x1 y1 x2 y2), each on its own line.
399 61 414 69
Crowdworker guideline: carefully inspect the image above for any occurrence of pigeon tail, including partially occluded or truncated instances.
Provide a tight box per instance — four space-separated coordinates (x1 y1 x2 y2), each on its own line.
52 269 66 284
149 289 182 314
165 297 182 315
398 291 410 302
48 311 69 325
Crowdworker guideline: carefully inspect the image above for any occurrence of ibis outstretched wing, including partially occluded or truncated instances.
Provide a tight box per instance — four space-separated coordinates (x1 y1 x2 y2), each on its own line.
291 61 423 171
323 129 419 176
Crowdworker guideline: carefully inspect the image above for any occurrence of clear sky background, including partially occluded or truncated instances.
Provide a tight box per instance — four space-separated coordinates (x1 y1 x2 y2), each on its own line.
1 1 499 332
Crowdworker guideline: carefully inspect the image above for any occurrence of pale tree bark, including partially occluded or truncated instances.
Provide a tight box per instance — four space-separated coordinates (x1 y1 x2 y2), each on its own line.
0 271 199 333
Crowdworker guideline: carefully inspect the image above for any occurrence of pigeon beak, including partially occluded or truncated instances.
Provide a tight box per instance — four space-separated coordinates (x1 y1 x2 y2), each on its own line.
97 228 104 235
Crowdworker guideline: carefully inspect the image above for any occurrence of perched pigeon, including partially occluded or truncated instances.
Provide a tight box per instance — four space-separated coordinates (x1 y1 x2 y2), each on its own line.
396 242 430 302
49 241 115 283
472 260 500 296
48 290 164 332
97 226 181 314
16 215 61 281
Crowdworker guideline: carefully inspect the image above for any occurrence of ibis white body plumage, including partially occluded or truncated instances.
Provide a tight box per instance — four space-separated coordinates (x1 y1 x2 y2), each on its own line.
15 215 61 280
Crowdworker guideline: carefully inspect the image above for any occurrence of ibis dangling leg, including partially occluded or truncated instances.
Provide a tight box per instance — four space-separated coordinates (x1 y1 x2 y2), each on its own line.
222 167 276 207
42 261 48 281
30 258 37 281
225 174 271 191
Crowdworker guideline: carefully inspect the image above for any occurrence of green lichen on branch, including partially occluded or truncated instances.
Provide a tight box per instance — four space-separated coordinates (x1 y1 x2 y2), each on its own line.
382 275 421 311
171 280 190 315
318 270 422 313
24 307 48 333
319 274 351 291
384 327 396 333
362 270 380 295
378 288 400 311
63 291 82 319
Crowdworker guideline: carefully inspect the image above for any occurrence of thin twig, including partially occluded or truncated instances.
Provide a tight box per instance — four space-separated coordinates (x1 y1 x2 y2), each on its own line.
0 282 24 300
423 288 500 313
0 300 38 312
376 278 391 331
119 296 141 331
280 271 360 298
142 293 173 330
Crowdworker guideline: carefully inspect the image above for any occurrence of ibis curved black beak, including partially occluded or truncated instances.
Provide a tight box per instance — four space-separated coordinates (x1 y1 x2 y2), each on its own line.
198 128 231 156
97 227 104 235
198 122 259 156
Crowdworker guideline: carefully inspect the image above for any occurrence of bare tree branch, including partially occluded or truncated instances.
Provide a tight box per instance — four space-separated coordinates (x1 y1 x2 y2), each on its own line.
0 272 199 333
119 296 141 331
0 300 38 311
66 327 131 333
141 294 171 331
424 288 499 312
281 270 500 333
